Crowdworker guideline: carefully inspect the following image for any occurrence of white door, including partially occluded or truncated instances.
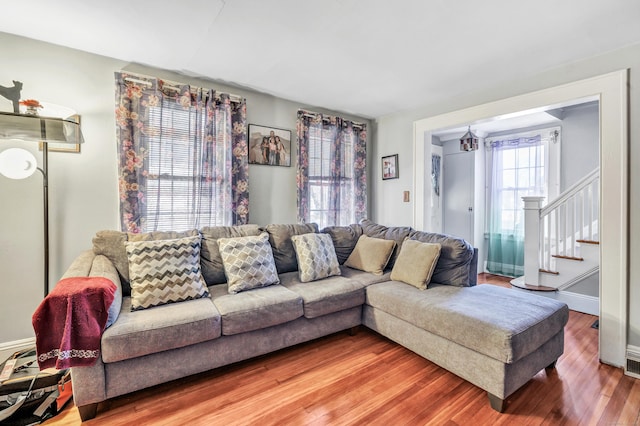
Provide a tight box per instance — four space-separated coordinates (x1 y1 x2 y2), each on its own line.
443 151 474 243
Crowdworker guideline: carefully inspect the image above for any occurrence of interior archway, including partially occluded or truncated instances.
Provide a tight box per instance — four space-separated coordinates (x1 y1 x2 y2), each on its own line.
412 70 628 367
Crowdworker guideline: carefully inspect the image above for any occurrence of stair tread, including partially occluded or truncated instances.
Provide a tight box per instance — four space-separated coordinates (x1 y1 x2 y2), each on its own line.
539 268 559 275
576 239 600 245
552 254 584 261
511 281 557 292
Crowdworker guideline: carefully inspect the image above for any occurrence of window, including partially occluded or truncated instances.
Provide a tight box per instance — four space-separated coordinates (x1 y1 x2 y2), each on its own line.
485 128 560 276
297 111 367 228
307 125 357 228
115 72 248 233
145 99 231 231
495 142 546 233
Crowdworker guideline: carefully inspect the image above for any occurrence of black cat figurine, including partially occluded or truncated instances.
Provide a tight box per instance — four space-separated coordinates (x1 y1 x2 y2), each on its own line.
0 80 23 113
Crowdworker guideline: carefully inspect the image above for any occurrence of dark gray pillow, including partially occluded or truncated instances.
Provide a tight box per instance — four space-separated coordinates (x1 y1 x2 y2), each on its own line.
264 223 319 273
200 225 262 285
408 230 474 286
321 224 363 264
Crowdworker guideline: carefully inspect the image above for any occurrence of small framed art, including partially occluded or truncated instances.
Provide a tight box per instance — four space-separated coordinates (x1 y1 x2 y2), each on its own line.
247 124 291 167
382 154 398 180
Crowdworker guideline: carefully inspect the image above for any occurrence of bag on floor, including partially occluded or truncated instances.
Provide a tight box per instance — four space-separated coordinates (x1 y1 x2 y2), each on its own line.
0 347 72 425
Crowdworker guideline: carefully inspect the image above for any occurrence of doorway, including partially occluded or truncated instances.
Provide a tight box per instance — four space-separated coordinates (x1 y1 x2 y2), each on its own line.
412 70 628 368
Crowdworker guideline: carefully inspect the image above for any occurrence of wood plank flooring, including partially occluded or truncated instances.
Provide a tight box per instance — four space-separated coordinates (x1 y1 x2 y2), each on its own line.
45 274 639 425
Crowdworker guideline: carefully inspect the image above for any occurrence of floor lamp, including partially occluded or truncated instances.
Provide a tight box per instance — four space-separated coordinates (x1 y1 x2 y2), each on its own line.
0 112 84 297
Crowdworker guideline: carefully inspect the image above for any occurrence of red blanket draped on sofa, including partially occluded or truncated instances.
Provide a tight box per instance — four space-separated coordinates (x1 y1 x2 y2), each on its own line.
32 277 116 370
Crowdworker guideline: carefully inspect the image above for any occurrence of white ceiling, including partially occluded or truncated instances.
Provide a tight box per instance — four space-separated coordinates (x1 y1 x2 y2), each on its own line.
2 0 640 118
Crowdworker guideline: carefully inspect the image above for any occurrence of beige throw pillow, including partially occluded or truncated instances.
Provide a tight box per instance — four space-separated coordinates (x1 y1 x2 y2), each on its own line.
390 239 441 290
344 235 396 275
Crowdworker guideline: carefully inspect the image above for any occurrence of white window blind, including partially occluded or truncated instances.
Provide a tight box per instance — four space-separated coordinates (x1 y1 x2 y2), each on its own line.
145 97 230 231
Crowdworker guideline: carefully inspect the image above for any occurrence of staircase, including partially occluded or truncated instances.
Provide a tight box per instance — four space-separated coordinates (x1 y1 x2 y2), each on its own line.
511 168 600 314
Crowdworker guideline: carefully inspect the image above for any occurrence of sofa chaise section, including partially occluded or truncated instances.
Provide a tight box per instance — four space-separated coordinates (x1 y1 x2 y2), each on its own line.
364 281 568 410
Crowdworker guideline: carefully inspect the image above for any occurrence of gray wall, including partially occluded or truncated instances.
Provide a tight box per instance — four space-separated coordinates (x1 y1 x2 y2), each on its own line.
371 42 640 346
560 102 599 190
0 32 370 344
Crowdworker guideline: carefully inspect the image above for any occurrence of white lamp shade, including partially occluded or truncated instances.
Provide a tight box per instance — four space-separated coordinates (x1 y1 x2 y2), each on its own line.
0 148 38 179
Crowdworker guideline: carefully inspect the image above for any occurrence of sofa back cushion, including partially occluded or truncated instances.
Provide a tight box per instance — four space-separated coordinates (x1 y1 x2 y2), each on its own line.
321 224 363 264
200 225 262 285
360 219 412 269
92 229 199 295
408 230 475 286
264 223 319 273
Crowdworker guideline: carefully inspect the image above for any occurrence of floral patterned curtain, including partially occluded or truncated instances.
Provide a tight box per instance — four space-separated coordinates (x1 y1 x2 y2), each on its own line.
296 110 367 227
115 72 248 233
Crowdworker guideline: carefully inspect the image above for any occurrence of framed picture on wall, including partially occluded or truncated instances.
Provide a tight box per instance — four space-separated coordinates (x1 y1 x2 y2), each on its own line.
247 124 291 167
382 154 398 180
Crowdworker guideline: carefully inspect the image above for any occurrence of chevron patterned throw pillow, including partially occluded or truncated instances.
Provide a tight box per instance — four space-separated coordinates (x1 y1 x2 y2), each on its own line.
217 232 280 294
126 235 209 311
291 233 341 282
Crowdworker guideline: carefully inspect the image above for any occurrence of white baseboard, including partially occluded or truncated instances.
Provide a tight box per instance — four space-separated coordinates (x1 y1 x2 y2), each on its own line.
511 286 599 315
555 291 599 316
627 345 640 359
0 337 36 354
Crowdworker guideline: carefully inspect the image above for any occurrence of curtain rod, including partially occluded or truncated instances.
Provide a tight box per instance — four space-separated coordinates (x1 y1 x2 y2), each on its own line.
301 111 365 129
123 76 244 102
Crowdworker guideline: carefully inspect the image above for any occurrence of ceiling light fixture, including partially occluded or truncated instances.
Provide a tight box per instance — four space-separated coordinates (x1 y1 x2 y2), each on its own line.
460 126 479 152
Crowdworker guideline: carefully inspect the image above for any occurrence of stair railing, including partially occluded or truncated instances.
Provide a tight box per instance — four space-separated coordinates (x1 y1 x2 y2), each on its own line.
522 168 599 286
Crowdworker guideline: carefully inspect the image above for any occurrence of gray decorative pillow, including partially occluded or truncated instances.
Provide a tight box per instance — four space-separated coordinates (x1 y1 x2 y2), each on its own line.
126 235 209 311
291 233 341 283
200 224 262 285
93 228 199 295
217 232 280 294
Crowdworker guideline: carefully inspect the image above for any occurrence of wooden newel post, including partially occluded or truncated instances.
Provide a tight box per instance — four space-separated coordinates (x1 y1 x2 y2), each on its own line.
522 196 545 286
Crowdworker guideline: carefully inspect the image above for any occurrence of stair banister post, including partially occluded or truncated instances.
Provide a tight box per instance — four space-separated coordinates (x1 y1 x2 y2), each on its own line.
522 196 545 286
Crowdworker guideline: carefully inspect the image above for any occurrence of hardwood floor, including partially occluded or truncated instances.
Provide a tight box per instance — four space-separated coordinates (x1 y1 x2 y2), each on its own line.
45 274 639 425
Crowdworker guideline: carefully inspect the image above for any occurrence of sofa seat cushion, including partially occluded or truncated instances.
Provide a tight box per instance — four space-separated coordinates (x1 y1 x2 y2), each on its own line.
340 266 391 287
101 296 221 363
365 282 568 363
279 271 366 319
210 284 303 336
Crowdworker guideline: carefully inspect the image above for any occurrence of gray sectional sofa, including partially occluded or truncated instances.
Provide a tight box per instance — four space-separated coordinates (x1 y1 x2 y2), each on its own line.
60 219 568 421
